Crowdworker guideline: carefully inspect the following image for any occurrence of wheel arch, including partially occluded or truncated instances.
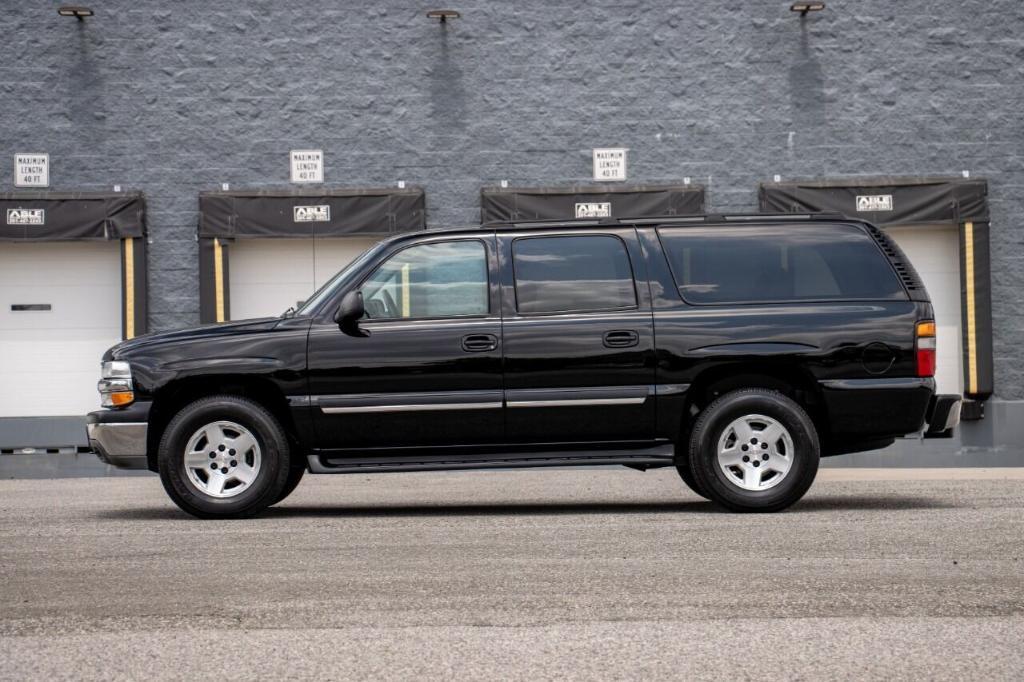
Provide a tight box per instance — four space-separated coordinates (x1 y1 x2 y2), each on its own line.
676 362 827 461
146 374 301 471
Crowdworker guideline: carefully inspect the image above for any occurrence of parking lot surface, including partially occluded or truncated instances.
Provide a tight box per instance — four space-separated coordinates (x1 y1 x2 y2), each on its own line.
1 468 1023 680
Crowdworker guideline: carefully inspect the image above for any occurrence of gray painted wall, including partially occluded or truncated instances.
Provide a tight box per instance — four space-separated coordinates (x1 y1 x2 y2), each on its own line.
3 1 1022 410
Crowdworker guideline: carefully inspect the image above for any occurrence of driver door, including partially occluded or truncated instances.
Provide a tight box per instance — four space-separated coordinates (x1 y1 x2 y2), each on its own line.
306 234 504 453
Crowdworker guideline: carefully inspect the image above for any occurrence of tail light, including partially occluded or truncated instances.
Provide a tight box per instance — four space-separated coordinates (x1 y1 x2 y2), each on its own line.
916 321 936 378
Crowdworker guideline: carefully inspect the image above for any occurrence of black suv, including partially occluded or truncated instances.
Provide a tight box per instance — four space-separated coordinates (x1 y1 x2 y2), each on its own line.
88 214 960 518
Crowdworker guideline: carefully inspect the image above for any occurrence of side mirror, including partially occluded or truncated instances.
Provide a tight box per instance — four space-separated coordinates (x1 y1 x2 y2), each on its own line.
334 291 369 337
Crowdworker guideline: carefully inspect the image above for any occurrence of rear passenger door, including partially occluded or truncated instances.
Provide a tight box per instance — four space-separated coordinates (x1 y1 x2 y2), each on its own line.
498 228 656 445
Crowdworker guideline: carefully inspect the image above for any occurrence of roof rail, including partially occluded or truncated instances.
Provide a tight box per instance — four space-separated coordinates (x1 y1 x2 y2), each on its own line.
483 212 855 229
630 212 851 225
480 218 605 228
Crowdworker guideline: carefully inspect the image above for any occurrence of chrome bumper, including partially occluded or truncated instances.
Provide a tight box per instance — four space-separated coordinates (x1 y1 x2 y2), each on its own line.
87 422 149 469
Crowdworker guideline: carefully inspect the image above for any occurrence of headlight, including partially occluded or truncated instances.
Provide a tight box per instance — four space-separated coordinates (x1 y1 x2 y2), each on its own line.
98 361 134 407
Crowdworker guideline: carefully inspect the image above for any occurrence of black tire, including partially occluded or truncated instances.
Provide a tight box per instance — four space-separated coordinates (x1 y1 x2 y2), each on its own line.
273 463 306 505
675 455 711 500
688 389 819 513
157 395 291 519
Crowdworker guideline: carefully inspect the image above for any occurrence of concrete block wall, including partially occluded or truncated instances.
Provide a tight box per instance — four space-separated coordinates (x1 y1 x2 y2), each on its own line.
3 0 1023 398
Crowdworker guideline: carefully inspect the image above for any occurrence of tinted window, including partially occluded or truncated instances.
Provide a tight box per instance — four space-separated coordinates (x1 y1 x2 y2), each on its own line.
658 225 906 304
513 235 637 314
362 241 488 319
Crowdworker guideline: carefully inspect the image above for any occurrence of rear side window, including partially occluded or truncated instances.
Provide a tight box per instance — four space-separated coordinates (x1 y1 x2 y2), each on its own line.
658 224 907 305
512 235 637 314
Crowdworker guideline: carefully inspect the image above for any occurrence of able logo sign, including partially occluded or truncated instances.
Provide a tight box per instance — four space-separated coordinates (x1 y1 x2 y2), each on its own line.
575 202 612 218
6 208 45 225
293 205 330 222
855 194 893 212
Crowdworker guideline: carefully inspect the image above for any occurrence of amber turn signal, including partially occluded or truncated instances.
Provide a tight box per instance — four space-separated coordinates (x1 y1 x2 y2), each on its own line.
108 392 135 407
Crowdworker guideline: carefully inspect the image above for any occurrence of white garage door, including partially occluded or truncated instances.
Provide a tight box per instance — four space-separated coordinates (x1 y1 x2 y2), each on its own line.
0 241 122 417
885 225 963 395
228 237 380 320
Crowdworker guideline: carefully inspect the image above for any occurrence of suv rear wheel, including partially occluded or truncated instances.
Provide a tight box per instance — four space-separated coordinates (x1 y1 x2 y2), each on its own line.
688 389 819 512
157 395 291 519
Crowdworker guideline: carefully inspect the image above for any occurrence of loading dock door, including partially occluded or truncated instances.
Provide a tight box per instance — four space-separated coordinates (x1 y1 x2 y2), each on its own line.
228 237 380 320
0 242 122 416
0 192 146 436
886 225 963 395
198 188 426 324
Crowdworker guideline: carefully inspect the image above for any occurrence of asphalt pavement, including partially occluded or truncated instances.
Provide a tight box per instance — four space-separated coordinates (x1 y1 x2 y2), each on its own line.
1 468 1023 680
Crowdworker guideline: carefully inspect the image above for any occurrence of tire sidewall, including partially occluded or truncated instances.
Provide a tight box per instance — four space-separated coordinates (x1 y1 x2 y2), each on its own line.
273 463 306 505
675 456 711 500
158 396 289 518
690 391 819 512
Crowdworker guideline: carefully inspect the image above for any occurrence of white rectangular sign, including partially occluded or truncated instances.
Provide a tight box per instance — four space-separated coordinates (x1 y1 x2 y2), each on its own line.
290 149 323 184
593 148 627 182
293 205 330 222
575 202 612 218
14 153 49 188
855 194 893 212
7 208 45 225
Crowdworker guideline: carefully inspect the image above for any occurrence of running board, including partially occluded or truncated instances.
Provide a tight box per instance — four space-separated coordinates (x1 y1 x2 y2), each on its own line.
307 447 675 474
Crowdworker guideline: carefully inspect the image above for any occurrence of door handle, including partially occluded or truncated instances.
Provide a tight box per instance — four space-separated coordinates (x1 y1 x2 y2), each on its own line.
462 333 498 352
603 330 639 348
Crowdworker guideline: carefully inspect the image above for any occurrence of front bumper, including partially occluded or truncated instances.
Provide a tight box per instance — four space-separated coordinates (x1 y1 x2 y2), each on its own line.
86 401 151 470
87 423 148 469
923 394 962 438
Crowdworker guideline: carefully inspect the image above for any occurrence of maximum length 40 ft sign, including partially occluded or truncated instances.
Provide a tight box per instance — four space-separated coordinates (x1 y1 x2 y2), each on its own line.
14 153 49 187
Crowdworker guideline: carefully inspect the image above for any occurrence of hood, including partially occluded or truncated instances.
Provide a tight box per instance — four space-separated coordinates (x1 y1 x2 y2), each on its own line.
104 317 283 361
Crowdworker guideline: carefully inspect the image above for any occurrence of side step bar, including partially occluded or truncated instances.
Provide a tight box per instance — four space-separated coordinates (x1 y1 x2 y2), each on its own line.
307 446 675 474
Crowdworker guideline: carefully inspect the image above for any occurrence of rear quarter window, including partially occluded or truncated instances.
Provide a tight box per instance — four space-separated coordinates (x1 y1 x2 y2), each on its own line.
657 224 907 305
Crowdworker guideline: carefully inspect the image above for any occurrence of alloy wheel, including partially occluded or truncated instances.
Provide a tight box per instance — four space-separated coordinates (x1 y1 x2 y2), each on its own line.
183 420 262 498
716 414 794 491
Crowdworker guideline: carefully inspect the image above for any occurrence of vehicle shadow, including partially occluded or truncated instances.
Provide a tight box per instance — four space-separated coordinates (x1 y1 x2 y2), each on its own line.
265 494 954 518
92 494 955 521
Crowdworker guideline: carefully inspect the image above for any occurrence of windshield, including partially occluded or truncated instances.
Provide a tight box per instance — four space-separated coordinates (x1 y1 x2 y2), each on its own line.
293 241 388 316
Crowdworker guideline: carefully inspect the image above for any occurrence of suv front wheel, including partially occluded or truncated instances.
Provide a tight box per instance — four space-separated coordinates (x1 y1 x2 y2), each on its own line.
157 395 291 519
687 389 819 512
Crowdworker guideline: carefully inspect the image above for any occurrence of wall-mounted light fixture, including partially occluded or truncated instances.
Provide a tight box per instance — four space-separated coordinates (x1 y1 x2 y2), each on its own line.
426 9 460 23
57 6 94 20
790 2 825 15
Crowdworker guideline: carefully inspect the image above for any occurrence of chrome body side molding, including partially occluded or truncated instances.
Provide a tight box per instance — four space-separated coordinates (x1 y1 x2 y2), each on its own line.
310 384 691 413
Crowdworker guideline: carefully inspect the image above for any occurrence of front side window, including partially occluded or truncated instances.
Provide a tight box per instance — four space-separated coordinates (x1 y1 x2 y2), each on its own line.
658 224 907 305
297 241 386 316
361 240 488 319
512 235 637 314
